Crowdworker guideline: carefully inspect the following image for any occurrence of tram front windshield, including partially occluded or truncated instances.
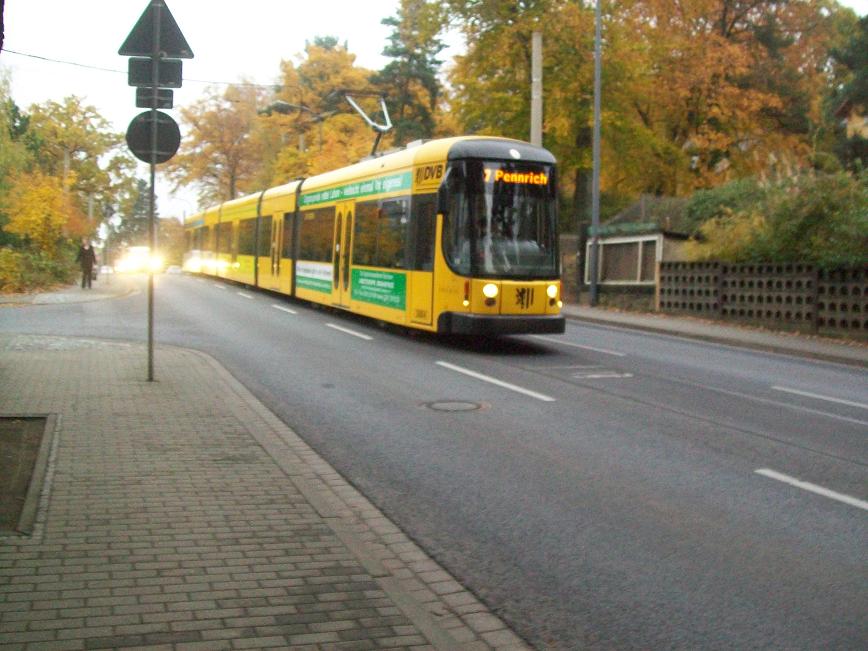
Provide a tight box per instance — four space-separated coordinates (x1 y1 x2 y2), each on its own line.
443 159 558 279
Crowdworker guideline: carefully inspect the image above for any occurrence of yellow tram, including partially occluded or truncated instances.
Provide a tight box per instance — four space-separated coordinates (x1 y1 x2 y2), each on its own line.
183 136 565 335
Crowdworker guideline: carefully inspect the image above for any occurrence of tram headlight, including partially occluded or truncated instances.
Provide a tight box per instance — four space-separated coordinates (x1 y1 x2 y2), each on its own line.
482 283 499 299
546 284 559 299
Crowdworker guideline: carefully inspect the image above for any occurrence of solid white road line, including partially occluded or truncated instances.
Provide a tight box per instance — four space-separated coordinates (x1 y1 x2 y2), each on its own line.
772 386 868 411
213 284 226 289
436 361 556 402
531 335 626 357
237 292 253 299
326 323 373 340
755 468 868 512
272 304 297 315
575 372 634 379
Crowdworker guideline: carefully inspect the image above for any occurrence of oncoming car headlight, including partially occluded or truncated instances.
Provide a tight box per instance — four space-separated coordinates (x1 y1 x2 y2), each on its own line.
482 283 499 298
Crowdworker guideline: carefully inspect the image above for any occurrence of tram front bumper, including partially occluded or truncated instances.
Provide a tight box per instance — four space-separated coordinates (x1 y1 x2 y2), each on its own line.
438 312 566 335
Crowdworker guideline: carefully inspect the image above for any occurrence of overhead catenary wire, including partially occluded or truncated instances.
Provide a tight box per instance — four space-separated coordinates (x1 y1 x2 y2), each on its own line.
0 47 279 89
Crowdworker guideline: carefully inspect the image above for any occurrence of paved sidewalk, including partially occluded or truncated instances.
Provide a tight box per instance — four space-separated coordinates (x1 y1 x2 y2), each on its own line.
561 304 868 367
0 334 527 651
0 277 135 306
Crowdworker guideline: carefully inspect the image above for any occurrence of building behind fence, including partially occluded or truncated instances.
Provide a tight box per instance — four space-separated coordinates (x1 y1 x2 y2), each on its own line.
657 262 867 338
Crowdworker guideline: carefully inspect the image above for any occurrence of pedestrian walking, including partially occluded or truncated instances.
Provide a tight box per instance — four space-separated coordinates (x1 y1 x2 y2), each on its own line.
76 238 97 289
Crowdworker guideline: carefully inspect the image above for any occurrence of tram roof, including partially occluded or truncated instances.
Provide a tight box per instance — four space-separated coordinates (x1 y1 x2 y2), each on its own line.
184 136 555 225
300 136 555 193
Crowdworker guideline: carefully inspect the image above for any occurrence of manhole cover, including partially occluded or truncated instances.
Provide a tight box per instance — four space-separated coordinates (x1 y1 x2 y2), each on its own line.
423 401 484 412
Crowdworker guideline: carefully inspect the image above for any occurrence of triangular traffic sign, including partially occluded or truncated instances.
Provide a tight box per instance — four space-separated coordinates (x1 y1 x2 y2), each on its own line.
119 0 193 59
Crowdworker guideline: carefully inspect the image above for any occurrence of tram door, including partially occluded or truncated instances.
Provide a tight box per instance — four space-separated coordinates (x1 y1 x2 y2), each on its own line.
332 201 354 307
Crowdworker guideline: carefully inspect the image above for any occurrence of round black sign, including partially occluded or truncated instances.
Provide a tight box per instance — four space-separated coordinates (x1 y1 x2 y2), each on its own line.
125 110 181 164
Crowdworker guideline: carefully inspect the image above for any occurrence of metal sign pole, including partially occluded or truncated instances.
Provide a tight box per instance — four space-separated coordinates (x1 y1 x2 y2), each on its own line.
147 2 161 382
120 0 191 382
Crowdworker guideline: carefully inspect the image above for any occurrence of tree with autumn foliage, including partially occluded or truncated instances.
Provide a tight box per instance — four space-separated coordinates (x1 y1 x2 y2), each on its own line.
166 83 268 205
26 96 134 233
2 169 74 256
444 0 860 221
0 79 138 290
168 37 385 202
269 37 380 179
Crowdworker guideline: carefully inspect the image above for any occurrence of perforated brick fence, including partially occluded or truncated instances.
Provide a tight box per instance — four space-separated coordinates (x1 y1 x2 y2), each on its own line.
657 262 867 338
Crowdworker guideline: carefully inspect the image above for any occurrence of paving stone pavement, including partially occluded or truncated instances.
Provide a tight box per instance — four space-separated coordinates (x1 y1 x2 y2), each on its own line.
0 335 529 651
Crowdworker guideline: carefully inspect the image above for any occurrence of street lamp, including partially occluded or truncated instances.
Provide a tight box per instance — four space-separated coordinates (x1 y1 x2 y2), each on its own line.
259 100 334 151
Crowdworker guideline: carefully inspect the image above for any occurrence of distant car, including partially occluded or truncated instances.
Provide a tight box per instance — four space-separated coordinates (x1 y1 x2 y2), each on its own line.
166 265 182 274
99 265 114 275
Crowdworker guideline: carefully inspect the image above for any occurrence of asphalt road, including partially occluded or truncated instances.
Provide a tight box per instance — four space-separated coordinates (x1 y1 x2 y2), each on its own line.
3 274 866 650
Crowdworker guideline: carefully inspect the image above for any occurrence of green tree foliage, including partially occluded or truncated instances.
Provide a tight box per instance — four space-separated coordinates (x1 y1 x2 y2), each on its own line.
112 179 151 247
684 178 767 233
373 0 447 145
0 78 32 247
685 170 868 267
830 15 868 170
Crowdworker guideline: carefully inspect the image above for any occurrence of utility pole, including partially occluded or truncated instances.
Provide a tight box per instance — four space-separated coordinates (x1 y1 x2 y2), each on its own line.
588 0 602 306
531 31 543 147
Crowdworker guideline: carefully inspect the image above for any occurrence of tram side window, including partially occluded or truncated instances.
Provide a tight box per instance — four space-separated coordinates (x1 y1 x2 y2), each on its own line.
379 199 408 269
353 201 379 267
443 168 471 276
281 213 294 259
411 194 436 271
237 218 257 256
298 208 334 262
216 222 233 256
257 216 272 257
205 226 214 252
353 198 408 269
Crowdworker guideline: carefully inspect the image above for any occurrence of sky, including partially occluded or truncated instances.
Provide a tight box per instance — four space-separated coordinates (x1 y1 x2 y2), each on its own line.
0 0 415 219
1 0 866 221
